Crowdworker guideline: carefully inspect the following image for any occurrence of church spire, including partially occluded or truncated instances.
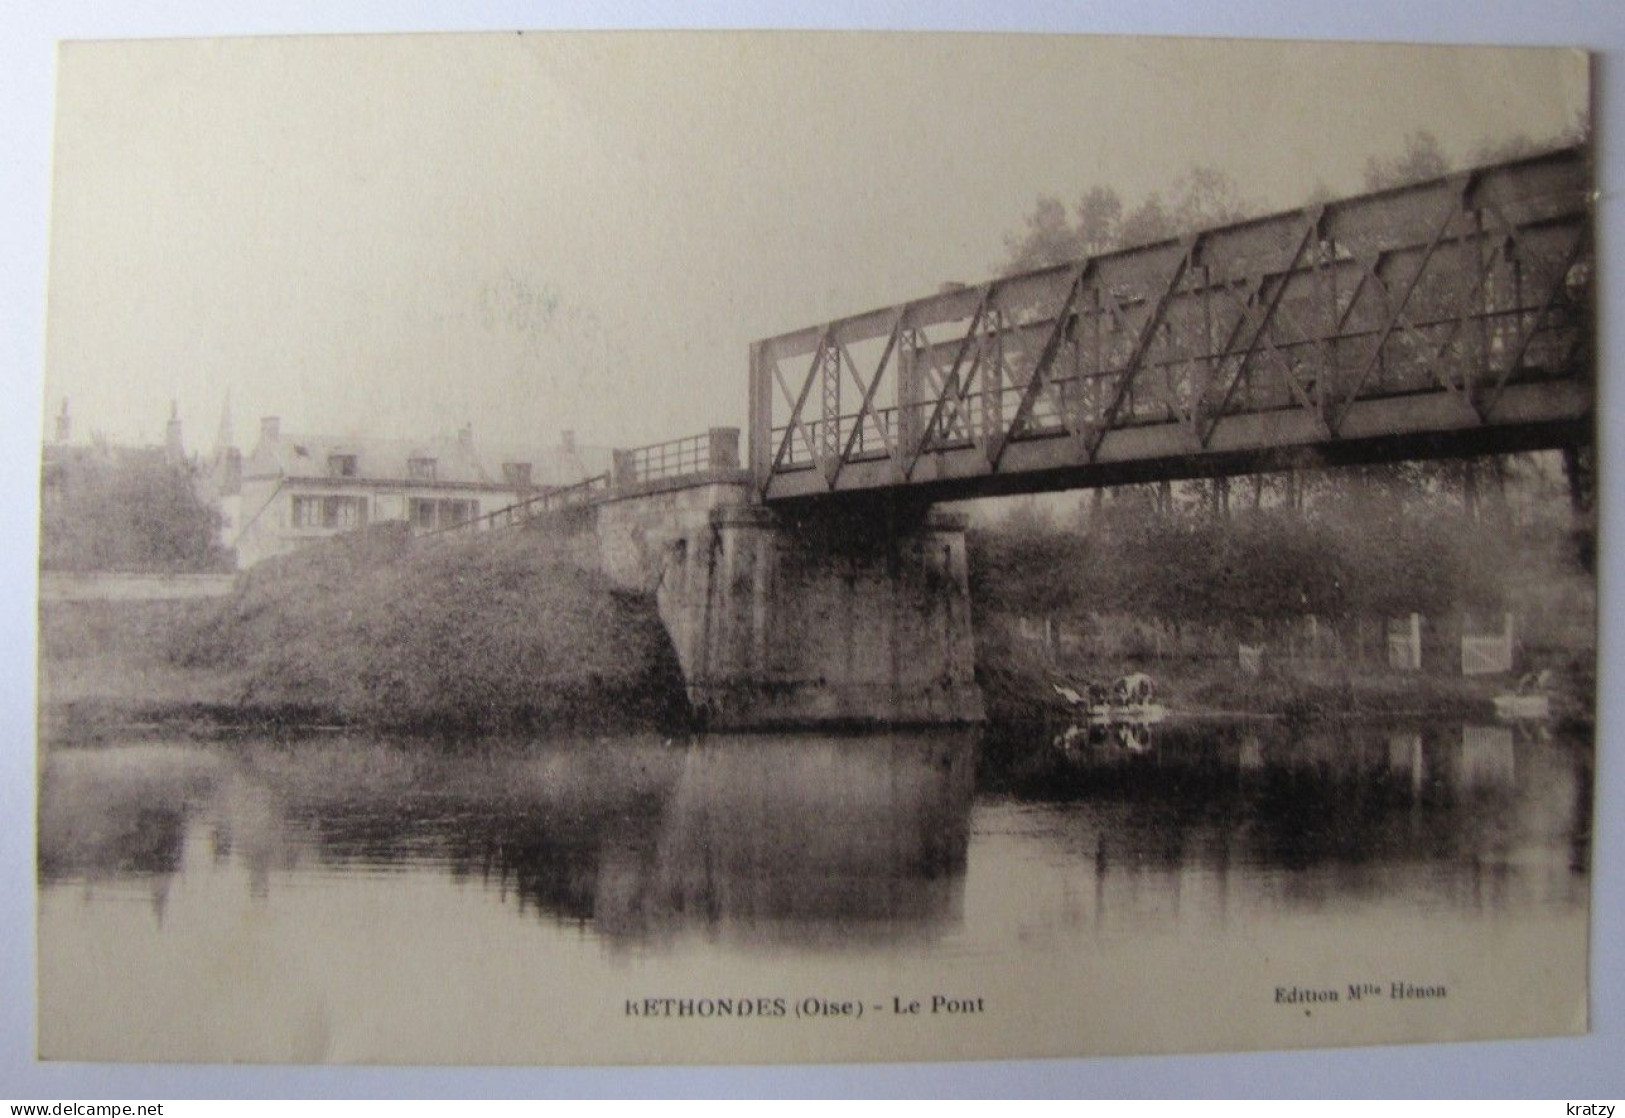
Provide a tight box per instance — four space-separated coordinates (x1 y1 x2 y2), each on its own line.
215 390 235 454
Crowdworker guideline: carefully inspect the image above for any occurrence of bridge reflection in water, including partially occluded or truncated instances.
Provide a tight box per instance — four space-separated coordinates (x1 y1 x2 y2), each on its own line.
40 721 1587 942
39 732 981 950
594 734 976 945
37 724 1590 1061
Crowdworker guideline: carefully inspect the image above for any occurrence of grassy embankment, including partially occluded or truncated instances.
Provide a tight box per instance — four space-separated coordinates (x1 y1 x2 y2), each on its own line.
972 608 1596 731
963 501 1597 731
39 518 1594 739
974 623 1509 729
38 523 688 740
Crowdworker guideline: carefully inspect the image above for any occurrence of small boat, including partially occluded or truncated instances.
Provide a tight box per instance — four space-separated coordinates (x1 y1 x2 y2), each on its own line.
1493 670 1552 722
1052 673 1168 724
1493 693 1550 721
1087 701 1168 725
1052 719 1155 756
1051 682 1095 707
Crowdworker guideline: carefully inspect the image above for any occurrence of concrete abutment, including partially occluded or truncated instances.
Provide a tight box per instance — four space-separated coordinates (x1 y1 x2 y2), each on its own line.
587 479 984 729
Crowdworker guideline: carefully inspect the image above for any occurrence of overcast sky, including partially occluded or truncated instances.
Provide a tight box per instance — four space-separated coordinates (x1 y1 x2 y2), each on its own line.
43 32 1586 452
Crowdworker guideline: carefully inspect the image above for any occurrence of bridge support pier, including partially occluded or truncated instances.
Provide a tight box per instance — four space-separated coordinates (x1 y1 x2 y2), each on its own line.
655 503 985 730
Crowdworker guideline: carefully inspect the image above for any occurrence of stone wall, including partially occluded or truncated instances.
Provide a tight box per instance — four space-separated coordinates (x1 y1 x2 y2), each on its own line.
653 504 984 729
591 473 753 591
553 477 985 729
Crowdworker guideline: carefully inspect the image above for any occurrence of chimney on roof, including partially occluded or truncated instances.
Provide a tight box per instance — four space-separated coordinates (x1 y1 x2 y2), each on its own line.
54 399 70 444
561 429 576 452
260 416 281 443
165 400 184 465
458 422 474 451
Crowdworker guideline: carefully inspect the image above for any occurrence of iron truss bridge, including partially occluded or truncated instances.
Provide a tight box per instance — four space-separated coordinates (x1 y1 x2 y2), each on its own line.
748 146 1593 504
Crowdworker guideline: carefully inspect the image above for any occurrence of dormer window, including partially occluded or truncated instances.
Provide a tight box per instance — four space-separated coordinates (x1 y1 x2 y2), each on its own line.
408 456 437 482
502 462 533 487
328 453 357 478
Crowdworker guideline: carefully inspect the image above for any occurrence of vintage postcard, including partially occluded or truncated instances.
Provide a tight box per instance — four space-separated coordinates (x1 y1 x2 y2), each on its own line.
36 31 1594 1065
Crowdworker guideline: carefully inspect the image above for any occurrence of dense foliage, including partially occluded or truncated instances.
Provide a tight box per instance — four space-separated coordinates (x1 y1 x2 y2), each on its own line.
967 487 1525 636
41 448 230 573
180 523 687 731
1001 167 1253 274
1000 122 1587 278
984 124 1592 639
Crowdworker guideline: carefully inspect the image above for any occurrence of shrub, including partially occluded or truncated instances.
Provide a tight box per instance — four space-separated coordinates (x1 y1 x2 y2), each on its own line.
180 523 688 731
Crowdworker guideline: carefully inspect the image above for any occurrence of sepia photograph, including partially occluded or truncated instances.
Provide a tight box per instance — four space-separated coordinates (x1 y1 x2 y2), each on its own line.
21 18 1606 1081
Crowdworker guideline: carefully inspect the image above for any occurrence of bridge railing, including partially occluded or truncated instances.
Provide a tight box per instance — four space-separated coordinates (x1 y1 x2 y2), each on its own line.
418 427 748 542
767 281 1584 473
751 145 1592 499
612 427 742 487
419 472 612 539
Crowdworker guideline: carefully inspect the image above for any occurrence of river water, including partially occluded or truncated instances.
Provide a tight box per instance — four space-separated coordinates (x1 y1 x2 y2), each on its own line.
37 719 1591 1064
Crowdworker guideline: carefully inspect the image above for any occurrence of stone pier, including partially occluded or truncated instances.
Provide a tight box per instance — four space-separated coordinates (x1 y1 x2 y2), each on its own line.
587 478 984 730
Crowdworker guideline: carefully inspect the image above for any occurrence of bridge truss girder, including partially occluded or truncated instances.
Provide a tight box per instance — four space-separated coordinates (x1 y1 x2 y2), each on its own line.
749 146 1593 504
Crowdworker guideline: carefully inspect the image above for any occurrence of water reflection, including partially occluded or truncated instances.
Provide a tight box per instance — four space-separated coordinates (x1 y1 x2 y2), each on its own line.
39 719 1589 951
602 734 975 946
1005 717 1588 919
37 719 1596 1062
39 731 979 949
38 745 215 882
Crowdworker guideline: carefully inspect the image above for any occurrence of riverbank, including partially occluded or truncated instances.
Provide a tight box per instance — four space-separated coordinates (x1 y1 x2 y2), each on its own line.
973 616 1594 732
38 524 1592 741
38 524 690 742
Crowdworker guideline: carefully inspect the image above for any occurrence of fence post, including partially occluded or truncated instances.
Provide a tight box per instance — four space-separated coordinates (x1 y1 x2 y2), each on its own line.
1386 613 1423 671
749 341 773 490
612 449 638 489
708 427 741 470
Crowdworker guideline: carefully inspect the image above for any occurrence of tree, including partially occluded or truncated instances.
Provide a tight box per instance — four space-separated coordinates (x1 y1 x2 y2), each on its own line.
1000 195 1082 274
1116 194 1174 250
991 136 1579 534
1001 165 1255 274
41 448 230 572
1468 108 1590 166
1362 130 1449 190
1166 166 1253 232
1075 186 1124 255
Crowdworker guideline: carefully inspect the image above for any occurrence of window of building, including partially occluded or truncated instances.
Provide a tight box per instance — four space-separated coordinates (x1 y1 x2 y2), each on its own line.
293 495 367 530
409 497 438 530
502 462 533 488
328 454 358 478
408 456 437 481
439 499 477 528
330 497 365 529
407 497 478 531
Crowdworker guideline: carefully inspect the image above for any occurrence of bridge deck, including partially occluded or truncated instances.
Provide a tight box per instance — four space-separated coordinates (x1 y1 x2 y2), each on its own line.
749 146 1592 504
